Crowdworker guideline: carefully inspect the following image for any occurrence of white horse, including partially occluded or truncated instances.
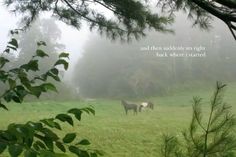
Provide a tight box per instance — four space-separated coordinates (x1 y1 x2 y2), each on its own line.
139 102 154 112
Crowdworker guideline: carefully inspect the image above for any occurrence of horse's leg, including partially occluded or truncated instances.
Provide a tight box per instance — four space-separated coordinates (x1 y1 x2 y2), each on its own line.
134 108 137 115
139 105 142 112
125 109 128 115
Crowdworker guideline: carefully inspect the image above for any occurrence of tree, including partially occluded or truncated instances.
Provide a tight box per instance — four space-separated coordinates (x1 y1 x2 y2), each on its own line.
0 31 101 156
15 18 77 100
161 82 236 157
3 0 236 41
16 18 64 68
3 0 173 41
72 31 236 98
157 0 236 40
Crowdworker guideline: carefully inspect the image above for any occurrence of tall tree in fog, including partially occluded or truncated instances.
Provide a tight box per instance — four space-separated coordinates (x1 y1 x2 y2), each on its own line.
73 22 236 98
73 35 173 98
16 18 64 72
12 18 75 100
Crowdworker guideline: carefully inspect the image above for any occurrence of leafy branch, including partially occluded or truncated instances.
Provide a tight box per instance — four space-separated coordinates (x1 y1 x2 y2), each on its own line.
0 30 102 157
3 0 173 41
0 107 100 157
161 82 236 157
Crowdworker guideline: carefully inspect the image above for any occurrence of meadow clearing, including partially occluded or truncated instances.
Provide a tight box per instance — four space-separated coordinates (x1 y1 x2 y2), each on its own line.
1 82 236 157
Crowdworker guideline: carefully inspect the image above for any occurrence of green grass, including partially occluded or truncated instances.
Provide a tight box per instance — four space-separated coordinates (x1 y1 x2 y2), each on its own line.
1 82 236 157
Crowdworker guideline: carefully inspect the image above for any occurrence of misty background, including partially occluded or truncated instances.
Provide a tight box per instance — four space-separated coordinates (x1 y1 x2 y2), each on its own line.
1 2 236 100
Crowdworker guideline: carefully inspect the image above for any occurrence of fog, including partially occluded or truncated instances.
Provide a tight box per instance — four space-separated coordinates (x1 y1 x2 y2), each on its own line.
1 2 235 100
1 1 236 157
0 4 89 79
71 13 236 98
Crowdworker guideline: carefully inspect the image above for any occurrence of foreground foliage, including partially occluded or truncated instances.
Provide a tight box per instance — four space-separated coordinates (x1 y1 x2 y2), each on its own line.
161 82 236 157
157 0 236 40
3 0 173 41
3 0 236 40
0 31 101 157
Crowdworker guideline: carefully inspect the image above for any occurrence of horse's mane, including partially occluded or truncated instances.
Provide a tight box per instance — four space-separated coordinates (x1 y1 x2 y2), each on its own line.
121 100 127 105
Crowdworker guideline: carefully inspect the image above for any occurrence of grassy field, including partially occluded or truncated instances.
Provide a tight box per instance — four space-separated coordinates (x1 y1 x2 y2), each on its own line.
1 82 236 157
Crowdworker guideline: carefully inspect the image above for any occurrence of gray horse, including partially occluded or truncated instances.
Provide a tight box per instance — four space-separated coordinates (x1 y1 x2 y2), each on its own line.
121 100 138 115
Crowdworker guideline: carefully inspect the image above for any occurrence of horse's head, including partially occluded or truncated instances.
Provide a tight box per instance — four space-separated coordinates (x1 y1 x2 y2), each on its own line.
121 100 126 106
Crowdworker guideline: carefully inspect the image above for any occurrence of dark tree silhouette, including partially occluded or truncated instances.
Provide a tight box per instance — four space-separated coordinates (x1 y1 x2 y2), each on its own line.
3 0 173 41
157 0 236 40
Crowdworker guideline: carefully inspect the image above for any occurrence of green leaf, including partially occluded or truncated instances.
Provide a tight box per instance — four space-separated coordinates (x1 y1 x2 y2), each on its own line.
36 49 49 58
55 114 73 126
29 86 42 98
0 57 9 68
27 122 43 130
4 48 10 53
36 133 55 151
54 59 69 70
90 153 98 157
27 60 39 71
0 70 9 82
8 144 23 157
69 146 89 157
40 128 59 141
39 150 56 157
46 72 60 82
24 149 37 157
8 78 16 89
7 45 17 51
81 107 95 115
80 150 90 157
40 119 61 130
10 30 20 35
85 107 95 115
40 118 56 128
15 85 28 99
50 68 59 75
59 53 69 58
41 83 57 92
76 139 91 145
53 122 62 130
21 60 39 72
42 137 54 151
8 38 18 48
37 41 47 46
4 91 14 102
0 142 7 153
33 141 46 150
0 102 8 110
68 146 81 156
12 95 22 103
63 133 76 143
68 108 82 121
55 142 66 153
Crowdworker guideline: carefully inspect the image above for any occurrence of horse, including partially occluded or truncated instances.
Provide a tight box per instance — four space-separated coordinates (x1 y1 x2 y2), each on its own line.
139 102 154 112
121 100 138 115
